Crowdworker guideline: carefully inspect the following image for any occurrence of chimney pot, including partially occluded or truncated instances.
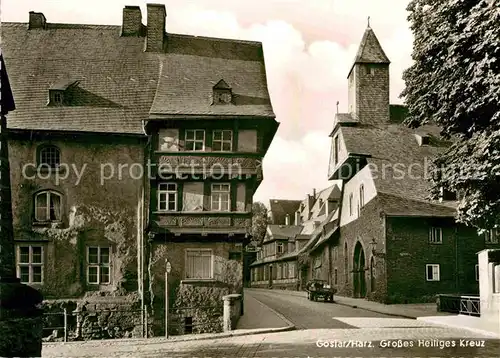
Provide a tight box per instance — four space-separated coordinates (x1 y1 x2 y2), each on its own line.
122 6 143 36
285 214 290 226
146 3 167 52
29 11 46 30
313 188 317 198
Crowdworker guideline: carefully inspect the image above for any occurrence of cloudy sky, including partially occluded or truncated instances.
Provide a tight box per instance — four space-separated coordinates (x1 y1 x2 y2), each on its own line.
1 0 413 205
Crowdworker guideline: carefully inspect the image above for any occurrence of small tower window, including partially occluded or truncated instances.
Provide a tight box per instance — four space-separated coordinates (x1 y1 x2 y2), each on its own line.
212 79 232 105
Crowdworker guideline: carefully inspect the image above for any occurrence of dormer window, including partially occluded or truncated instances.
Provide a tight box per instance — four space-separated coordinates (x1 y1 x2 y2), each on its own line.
48 80 79 106
213 79 232 105
53 91 63 105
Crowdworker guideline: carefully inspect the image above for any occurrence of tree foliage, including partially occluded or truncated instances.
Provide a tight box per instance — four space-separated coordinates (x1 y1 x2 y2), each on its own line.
402 0 500 229
251 202 269 244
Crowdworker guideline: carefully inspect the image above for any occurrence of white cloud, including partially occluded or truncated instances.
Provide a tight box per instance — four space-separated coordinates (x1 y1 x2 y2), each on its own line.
1 0 413 204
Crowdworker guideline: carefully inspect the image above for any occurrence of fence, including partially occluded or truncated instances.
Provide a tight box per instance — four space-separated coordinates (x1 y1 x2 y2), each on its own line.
437 294 480 317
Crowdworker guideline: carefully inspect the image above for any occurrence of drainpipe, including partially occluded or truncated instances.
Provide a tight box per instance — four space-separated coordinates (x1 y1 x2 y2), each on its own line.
141 121 152 337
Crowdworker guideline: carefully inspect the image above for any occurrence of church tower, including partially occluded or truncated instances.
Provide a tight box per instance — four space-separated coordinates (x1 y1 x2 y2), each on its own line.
347 21 390 124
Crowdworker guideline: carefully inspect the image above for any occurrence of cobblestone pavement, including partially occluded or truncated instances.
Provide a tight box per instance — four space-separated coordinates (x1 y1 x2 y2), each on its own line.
43 326 500 357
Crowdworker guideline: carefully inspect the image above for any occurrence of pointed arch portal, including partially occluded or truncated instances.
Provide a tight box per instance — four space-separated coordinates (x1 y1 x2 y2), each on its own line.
353 241 367 298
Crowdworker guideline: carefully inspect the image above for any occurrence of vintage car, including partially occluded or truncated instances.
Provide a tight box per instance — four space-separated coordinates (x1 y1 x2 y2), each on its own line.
306 279 336 302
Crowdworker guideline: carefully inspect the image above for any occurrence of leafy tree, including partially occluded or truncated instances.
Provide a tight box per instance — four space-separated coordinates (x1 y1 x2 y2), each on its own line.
401 0 500 230
251 202 269 244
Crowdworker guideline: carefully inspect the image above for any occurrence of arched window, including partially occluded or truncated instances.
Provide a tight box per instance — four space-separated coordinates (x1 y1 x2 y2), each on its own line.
34 190 62 222
349 193 354 216
39 146 61 169
359 184 365 208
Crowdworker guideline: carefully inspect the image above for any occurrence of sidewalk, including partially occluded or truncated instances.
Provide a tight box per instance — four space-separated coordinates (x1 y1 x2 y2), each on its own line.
237 289 294 329
247 288 448 319
417 315 500 338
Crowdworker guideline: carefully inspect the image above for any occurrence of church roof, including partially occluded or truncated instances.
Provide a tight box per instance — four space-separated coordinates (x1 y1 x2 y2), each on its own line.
349 25 390 77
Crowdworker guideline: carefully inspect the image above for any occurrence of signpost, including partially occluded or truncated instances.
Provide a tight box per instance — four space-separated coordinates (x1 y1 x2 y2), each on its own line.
165 260 171 338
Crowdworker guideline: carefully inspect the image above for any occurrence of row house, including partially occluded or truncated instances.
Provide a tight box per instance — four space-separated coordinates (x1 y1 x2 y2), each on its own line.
250 185 341 290
324 24 500 304
2 3 277 336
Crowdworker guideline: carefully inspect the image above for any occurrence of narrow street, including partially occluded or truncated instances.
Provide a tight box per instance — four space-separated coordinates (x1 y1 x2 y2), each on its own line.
246 288 393 329
43 288 500 357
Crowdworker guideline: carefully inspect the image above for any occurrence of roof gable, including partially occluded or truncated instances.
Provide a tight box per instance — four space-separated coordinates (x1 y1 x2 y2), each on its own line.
213 79 231 90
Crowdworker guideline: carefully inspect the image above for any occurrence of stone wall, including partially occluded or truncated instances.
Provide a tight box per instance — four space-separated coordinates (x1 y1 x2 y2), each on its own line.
336 196 387 302
147 240 243 336
8 133 145 299
42 294 142 342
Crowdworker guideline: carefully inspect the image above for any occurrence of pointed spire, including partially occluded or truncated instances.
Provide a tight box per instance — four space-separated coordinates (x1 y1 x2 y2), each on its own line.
348 22 390 76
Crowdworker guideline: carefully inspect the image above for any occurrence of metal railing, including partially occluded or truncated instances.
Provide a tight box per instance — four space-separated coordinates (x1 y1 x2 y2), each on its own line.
459 295 480 316
437 294 480 317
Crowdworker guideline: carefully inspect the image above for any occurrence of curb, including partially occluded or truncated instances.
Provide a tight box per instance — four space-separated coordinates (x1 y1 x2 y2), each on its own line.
43 326 296 348
333 300 417 320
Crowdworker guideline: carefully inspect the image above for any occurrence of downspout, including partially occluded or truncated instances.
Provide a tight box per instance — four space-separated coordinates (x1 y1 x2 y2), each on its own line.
141 120 152 336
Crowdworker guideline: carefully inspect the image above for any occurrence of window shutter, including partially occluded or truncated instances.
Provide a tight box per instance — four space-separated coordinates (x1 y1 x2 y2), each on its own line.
177 182 183 211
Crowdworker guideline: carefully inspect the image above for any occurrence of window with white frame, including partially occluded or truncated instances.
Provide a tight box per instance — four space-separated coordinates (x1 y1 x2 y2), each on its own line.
211 183 230 211
485 228 499 244
277 242 284 254
34 190 62 222
17 245 43 283
185 129 205 151
185 249 213 279
212 130 232 151
157 183 177 211
39 145 61 169
429 227 443 244
475 264 479 281
87 247 110 284
426 264 440 281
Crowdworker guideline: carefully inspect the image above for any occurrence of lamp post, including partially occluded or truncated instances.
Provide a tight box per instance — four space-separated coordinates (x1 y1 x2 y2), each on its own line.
165 259 171 338
0 50 43 356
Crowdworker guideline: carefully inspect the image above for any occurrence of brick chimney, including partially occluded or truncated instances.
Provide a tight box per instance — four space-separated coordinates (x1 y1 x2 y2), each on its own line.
146 3 166 52
28 11 46 30
122 6 144 36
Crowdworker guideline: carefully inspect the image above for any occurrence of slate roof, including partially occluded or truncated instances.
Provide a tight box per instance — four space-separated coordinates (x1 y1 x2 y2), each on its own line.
1 21 274 134
267 225 303 240
349 26 390 76
339 122 456 212
377 192 456 217
269 199 302 225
